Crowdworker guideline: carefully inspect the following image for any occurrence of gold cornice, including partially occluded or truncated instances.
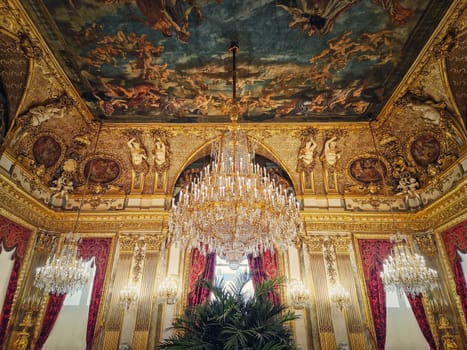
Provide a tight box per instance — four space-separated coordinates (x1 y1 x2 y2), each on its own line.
1 161 464 234
0 172 60 229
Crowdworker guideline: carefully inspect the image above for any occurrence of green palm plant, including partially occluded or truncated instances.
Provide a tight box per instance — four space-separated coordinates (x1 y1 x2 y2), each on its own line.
157 272 299 350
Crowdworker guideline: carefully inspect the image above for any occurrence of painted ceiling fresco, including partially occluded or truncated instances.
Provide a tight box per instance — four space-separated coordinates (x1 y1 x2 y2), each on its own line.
24 0 452 123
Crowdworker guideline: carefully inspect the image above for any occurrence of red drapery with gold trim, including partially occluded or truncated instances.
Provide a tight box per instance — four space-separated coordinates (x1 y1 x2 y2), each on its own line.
406 293 437 349
35 294 66 350
0 215 31 348
35 237 111 350
358 239 391 350
441 221 467 323
247 250 280 305
187 248 216 306
80 237 112 350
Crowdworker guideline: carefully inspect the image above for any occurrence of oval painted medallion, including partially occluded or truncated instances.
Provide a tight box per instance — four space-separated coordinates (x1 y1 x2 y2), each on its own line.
410 133 440 167
32 136 61 168
349 157 387 184
84 157 120 184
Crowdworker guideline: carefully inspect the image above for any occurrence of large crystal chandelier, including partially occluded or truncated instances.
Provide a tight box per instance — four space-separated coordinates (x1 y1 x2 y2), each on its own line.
380 232 438 297
168 43 303 268
34 233 90 295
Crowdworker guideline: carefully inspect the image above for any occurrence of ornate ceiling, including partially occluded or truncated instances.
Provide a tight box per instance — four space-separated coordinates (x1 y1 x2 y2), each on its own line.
0 0 465 225
21 0 453 123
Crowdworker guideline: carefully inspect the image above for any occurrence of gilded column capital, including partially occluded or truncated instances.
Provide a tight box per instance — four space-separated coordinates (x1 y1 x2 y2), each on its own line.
414 231 438 256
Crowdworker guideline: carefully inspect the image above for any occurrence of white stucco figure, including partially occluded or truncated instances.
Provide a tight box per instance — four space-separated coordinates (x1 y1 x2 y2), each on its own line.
323 136 340 167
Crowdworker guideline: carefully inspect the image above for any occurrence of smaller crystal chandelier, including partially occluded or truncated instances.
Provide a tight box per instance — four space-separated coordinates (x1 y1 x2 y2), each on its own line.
119 238 145 309
380 231 438 297
159 275 180 304
34 233 90 295
288 279 309 309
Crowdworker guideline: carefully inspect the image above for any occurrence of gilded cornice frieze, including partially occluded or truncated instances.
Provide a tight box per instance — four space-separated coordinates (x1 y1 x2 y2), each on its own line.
414 180 467 230
302 213 425 234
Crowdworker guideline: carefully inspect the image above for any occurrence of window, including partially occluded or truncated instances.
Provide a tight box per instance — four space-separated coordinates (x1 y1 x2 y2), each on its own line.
214 256 254 298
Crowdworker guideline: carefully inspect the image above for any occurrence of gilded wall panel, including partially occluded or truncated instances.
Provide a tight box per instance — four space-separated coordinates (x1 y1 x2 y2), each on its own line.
132 251 160 346
309 252 336 350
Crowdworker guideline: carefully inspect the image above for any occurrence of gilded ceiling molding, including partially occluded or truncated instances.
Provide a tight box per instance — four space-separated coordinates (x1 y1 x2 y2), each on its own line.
0 174 60 229
417 191 467 232
0 0 94 123
374 0 466 128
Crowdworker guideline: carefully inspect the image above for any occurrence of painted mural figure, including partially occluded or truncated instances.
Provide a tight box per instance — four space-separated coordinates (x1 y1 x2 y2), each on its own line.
278 0 414 37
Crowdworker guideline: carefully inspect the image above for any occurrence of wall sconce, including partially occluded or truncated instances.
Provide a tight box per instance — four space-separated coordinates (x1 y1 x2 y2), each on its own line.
119 284 139 310
119 238 145 309
323 237 351 311
288 279 309 309
159 274 180 304
328 281 351 311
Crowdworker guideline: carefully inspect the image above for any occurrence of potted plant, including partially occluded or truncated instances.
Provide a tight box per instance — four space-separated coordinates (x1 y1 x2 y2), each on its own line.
157 273 299 349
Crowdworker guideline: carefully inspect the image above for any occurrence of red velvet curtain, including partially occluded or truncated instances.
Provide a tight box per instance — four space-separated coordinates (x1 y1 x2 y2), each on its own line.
79 237 112 350
358 239 392 350
247 250 280 305
35 294 66 350
406 293 437 349
187 248 216 306
441 221 467 323
0 215 31 348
